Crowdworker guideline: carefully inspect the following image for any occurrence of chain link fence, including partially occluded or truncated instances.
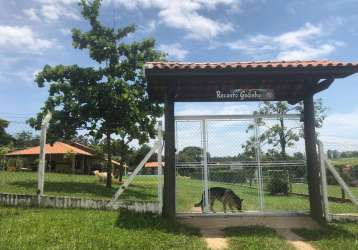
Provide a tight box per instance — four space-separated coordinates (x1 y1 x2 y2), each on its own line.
175 115 311 214
0 154 161 204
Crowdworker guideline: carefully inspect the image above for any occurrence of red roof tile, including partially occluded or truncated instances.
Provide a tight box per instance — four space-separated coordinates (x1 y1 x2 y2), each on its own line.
145 60 358 70
145 162 165 168
6 142 93 156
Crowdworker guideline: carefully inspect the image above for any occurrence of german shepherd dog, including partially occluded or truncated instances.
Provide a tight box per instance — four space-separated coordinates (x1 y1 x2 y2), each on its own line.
194 187 243 213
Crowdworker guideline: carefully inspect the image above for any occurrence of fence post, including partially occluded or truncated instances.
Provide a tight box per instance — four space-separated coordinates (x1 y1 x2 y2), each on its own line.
318 141 330 221
157 121 163 213
37 112 52 201
202 119 210 213
254 117 264 212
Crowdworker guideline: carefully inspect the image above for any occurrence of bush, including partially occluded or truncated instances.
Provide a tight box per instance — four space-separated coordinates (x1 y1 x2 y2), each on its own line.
209 170 247 184
6 158 24 171
266 174 289 195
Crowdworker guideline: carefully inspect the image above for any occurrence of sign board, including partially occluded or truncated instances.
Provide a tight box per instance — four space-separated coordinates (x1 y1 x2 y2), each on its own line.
216 89 275 101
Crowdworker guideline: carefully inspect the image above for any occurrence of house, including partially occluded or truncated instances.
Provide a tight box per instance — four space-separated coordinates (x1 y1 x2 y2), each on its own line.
5 141 125 174
144 161 164 175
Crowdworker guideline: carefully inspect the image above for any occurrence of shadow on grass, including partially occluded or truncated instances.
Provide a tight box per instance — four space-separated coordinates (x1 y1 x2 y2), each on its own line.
293 223 358 242
121 188 157 200
225 226 279 237
115 209 201 236
10 180 157 200
0 207 22 222
11 180 116 198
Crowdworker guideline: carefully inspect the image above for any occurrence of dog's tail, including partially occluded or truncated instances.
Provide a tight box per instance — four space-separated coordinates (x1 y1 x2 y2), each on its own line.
194 199 203 207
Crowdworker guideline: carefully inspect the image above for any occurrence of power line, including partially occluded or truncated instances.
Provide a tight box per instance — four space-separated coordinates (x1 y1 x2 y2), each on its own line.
0 112 35 116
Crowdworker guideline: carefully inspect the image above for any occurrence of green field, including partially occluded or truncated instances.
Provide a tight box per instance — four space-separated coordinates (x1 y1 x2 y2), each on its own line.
0 207 207 250
332 157 358 166
1 206 357 250
0 171 357 214
0 171 158 200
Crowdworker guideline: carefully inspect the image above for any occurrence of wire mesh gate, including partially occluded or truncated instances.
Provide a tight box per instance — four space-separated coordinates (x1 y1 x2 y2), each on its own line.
175 114 309 214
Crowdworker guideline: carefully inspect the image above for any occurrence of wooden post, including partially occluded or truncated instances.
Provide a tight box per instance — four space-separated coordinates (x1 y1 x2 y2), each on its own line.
163 92 175 218
38 112 51 197
71 156 76 174
303 93 324 222
81 157 85 174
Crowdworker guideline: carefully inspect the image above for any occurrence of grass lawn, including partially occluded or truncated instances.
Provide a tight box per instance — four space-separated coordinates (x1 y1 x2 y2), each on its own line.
293 222 358 250
332 157 358 166
0 171 158 200
176 177 356 214
291 183 358 198
225 226 294 250
0 171 356 214
0 207 208 250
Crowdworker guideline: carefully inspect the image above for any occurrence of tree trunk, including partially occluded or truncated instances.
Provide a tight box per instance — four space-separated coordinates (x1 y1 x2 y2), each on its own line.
118 164 124 182
106 132 112 188
279 118 287 159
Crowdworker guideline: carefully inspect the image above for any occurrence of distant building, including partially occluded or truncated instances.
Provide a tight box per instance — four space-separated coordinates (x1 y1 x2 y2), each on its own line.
5 141 125 174
144 161 165 175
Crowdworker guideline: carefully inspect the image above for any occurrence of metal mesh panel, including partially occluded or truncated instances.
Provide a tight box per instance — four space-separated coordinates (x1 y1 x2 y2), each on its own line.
175 120 204 213
206 119 261 212
175 115 310 214
259 117 309 212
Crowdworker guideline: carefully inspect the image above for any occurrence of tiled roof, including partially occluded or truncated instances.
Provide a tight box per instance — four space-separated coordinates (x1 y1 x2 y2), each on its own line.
6 142 93 156
145 162 165 168
145 60 358 70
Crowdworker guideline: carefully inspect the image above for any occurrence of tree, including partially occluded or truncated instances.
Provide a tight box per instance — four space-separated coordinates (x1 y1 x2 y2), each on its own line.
13 131 39 149
243 100 326 159
128 144 157 170
177 146 203 163
0 119 13 146
28 0 164 188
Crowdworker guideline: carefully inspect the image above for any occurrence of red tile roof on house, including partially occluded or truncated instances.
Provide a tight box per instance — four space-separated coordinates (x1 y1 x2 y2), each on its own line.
145 162 165 168
6 142 93 156
145 60 358 70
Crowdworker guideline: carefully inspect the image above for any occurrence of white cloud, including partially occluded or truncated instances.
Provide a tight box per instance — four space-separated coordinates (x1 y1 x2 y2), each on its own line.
176 103 257 116
159 43 189 60
315 108 358 151
147 20 157 33
26 0 80 23
60 28 72 36
0 25 55 53
40 3 79 22
226 23 341 60
111 0 236 40
23 8 41 22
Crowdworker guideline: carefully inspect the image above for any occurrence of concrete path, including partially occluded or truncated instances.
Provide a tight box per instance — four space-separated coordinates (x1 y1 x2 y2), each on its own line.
178 214 319 250
200 228 228 250
276 229 316 250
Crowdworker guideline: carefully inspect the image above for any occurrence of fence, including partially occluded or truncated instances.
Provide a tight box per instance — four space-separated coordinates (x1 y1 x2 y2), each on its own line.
175 114 310 214
0 118 164 213
317 141 358 220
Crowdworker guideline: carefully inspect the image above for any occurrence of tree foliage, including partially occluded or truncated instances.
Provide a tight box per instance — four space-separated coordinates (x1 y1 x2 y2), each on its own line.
28 0 165 187
242 100 327 159
13 131 39 149
128 144 157 170
0 119 13 146
177 146 205 163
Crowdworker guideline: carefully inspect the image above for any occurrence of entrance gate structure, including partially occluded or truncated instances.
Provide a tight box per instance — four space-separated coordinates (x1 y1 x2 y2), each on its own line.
144 60 358 222
175 114 306 214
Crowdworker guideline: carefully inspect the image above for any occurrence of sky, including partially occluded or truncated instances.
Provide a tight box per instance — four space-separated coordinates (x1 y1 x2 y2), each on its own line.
0 0 358 152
